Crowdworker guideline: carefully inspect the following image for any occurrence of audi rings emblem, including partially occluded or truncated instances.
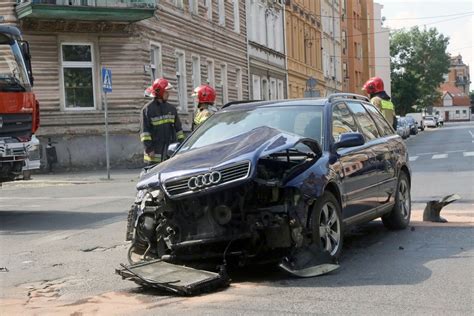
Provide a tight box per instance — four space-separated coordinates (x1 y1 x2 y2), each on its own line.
188 171 222 190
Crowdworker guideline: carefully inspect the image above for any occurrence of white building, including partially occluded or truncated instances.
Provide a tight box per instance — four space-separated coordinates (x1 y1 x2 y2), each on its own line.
373 2 391 96
321 0 342 94
433 85 471 121
246 0 287 100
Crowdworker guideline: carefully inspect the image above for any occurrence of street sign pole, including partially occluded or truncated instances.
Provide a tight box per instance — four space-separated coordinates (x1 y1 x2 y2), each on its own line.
102 68 113 180
104 92 110 180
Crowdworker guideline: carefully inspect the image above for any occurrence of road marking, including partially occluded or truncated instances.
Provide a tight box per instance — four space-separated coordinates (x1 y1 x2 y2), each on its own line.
464 152 474 157
409 156 419 162
446 150 465 154
415 152 438 156
469 130 474 137
432 154 448 159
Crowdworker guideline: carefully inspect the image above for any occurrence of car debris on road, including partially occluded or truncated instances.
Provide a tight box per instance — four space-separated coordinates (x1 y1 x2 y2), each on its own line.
423 194 461 223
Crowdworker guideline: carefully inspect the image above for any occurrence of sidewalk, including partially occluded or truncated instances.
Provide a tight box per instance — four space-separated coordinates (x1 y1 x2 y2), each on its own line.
1 168 142 188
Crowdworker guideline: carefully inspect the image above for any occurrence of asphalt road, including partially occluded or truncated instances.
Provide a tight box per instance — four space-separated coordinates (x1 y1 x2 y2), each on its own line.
1 122 473 315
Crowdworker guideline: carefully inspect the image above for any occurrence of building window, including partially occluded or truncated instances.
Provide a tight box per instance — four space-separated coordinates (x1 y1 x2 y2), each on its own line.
61 43 95 110
343 62 347 79
220 63 228 104
174 0 184 9
205 0 212 20
192 55 201 89
175 50 187 112
219 0 225 26
233 0 240 33
270 78 277 100
463 110 467 114
252 75 261 99
206 58 215 86
277 80 284 99
150 42 162 82
189 0 198 14
236 67 243 100
261 78 269 100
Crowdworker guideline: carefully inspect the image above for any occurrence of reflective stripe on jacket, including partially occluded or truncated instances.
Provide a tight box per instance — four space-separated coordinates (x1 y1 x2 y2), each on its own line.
140 99 185 163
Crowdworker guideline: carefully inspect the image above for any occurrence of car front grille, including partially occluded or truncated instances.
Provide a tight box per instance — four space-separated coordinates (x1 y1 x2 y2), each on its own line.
164 161 251 198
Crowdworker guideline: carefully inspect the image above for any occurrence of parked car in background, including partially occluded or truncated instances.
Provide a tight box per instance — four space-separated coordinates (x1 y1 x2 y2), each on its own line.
406 113 425 131
126 94 412 274
397 117 410 139
404 116 418 135
423 116 437 128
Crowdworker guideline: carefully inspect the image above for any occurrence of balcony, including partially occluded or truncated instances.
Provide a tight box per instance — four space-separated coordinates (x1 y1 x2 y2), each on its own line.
16 0 156 22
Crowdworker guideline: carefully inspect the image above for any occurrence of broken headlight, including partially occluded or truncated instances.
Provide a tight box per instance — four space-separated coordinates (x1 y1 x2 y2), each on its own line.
140 189 165 211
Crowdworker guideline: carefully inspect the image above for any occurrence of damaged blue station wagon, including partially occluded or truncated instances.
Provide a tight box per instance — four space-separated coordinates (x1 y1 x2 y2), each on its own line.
124 94 411 280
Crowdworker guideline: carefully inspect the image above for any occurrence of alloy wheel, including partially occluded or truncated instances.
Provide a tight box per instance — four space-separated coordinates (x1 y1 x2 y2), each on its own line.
398 179 411 220
319 202 341 256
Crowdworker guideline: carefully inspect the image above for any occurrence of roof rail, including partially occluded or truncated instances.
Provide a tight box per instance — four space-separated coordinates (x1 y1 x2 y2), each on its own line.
222 100 262 109
328 93 370 103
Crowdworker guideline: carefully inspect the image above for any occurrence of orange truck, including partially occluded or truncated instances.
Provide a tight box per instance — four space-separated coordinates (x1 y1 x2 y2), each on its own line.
0 25 39 181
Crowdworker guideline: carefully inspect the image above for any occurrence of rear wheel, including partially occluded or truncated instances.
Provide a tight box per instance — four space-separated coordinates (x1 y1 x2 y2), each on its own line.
310 191 344 259
382 172 411 230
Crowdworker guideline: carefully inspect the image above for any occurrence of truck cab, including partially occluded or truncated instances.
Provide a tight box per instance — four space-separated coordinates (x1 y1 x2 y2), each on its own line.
0 25 39 181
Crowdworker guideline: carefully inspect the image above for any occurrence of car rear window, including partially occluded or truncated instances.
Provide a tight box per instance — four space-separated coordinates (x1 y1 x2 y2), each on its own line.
346 101 380 141
363 103 394 136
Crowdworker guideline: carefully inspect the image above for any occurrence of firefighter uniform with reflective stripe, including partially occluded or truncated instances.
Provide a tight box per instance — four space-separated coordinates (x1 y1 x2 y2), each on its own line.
140 99 185 163
371 96 396 129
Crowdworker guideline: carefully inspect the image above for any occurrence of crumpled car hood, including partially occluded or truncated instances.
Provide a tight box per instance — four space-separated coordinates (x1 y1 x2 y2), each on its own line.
137 126 321 190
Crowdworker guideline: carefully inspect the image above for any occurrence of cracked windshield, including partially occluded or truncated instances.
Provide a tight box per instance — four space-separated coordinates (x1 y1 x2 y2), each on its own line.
1 0 473 315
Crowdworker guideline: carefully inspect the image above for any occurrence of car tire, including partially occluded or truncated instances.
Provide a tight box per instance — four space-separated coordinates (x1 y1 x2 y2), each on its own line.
310 191 344 259
382 172 411 230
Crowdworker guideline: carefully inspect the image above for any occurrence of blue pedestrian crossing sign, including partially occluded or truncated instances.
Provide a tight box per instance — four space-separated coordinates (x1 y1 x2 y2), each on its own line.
102 68 112 93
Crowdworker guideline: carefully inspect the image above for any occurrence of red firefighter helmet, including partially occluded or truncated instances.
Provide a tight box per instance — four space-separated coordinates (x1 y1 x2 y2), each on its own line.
362 77 384 95
192 85 216 104
145 78 173 99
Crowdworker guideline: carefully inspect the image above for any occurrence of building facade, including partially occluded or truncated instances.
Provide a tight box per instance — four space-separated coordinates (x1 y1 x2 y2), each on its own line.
373 2 390 96
246 0 286 100
434 84 471 121
285 0 325 98
446 54 471 95
321 0 342 94
343 0 374 93
5 0 249 169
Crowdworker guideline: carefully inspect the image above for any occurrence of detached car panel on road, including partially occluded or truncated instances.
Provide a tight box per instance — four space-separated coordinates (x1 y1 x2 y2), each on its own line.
125 94 411 276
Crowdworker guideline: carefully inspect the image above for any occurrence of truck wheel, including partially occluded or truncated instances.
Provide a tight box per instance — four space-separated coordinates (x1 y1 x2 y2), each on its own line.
382 172 411 230
310 191 344 259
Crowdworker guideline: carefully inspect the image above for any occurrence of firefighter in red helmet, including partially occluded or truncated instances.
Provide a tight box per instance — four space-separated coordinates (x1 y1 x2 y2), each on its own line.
192 84 218 130
140 78 185 164
362 77 396 129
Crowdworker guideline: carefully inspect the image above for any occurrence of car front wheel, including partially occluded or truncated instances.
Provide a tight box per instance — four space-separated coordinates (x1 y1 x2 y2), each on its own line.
310 191 344 259
382 172 411 230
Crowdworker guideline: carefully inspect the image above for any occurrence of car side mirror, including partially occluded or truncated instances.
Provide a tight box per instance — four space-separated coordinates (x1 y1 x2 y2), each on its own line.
333 132 365 150
167 142 180 157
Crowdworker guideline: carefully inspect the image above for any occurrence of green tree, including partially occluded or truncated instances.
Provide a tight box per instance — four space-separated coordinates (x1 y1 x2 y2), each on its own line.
390 27 450 115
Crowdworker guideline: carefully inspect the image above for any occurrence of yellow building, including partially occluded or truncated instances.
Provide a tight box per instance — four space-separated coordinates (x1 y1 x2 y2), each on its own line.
285 0 326 98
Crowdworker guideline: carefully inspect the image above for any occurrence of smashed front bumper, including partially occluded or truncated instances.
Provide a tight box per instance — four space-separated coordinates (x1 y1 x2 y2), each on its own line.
116 259 229 296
